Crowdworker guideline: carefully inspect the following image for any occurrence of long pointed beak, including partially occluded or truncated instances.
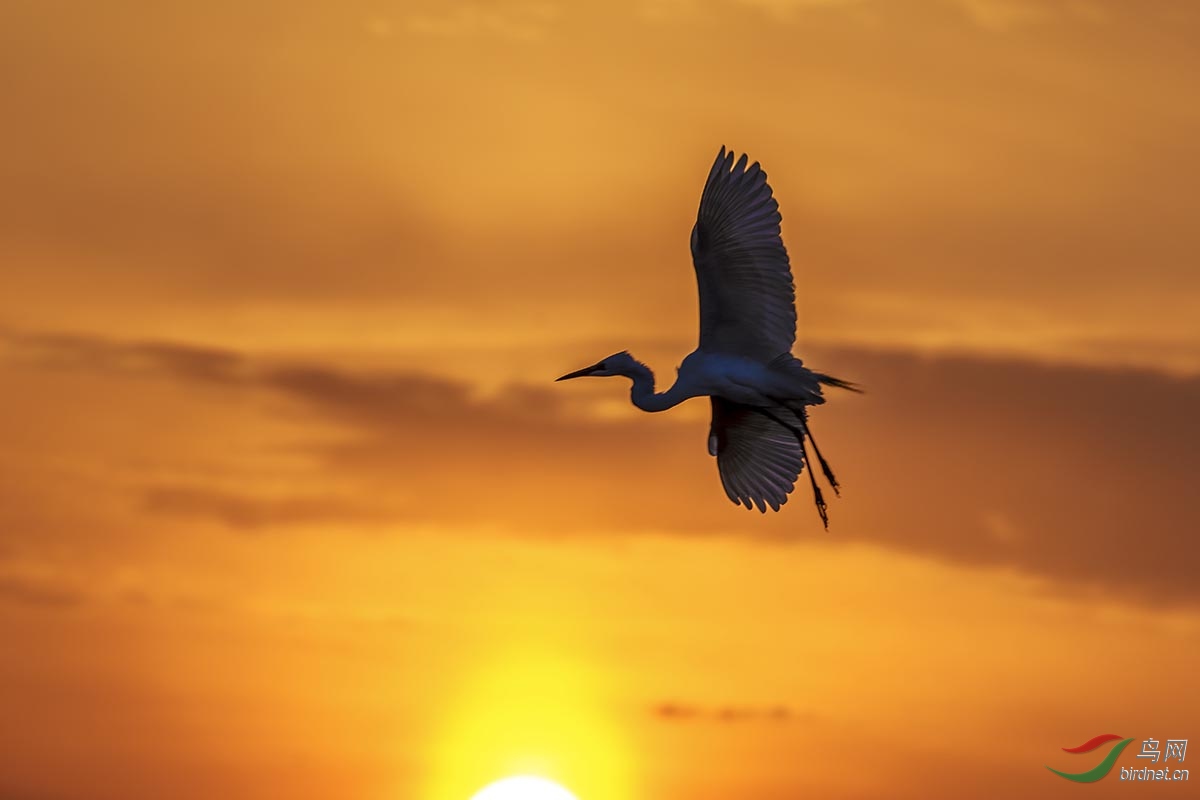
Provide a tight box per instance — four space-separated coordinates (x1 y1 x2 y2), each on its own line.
556 365 599 381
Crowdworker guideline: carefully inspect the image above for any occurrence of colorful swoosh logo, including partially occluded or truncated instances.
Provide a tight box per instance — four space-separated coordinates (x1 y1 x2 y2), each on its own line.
1047 734 1135 782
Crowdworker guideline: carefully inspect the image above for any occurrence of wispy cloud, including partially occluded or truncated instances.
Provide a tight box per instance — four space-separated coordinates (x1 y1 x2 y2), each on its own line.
404 2 560 41
652 0 1112 29
142 486 394 531
653 701 806 723
953 0 1111 31
4 329 1199 606
0 570 86 609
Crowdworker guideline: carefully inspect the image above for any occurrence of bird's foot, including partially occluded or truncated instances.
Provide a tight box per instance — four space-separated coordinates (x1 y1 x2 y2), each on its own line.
819 458 841 497
812 483 829 530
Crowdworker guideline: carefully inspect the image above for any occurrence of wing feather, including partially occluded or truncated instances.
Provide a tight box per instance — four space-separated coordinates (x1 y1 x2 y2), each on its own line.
690 146 797 361
709 397 804 513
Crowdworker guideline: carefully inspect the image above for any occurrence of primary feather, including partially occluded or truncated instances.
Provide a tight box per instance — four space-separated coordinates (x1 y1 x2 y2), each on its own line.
691 146 796 362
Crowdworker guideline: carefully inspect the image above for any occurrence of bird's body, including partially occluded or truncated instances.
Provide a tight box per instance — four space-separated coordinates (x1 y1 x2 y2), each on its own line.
615 350 820 411
557 146 858 525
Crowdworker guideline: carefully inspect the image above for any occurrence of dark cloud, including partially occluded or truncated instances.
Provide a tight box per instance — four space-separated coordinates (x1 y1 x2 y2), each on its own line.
653 702 801 724
142 486 393 531
816 346 1200 606
2 330 249 384
4 330 1199 605
0 785 68 800
0 575 85 609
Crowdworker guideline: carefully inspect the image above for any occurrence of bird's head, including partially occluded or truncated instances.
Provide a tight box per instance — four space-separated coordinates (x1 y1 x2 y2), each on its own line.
555 351 642 381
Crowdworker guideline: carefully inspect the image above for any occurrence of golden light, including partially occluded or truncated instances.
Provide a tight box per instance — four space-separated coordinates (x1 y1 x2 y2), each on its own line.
423 637 633 800
469 775 580 800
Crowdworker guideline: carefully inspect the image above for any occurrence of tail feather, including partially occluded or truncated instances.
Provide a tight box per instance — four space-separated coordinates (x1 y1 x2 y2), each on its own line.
817 374 864 393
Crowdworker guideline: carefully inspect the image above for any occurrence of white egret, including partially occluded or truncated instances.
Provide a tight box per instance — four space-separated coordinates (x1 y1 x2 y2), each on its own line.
557 146 859 526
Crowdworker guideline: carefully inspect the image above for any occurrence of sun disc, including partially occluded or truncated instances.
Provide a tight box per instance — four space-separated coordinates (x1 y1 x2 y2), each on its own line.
469 775 579 800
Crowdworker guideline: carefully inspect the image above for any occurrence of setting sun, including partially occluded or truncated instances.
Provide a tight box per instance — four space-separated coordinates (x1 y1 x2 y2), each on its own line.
470 776 580 800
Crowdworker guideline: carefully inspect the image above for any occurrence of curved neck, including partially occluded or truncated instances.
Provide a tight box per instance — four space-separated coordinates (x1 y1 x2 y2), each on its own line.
624 360 690 412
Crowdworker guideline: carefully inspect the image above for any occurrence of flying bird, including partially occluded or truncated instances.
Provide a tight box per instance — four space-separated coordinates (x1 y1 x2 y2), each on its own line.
556 146 859 527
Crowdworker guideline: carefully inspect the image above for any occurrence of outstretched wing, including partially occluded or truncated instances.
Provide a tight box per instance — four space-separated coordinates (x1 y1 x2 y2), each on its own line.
708 397 804 513
690 146 797 361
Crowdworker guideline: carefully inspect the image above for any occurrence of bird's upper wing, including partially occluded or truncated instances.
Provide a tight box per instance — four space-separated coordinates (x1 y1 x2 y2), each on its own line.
690 146 797 361
708 397 804 513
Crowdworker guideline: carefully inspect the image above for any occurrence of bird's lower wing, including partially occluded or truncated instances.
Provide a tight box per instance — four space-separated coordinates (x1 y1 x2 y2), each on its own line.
708 397 805 513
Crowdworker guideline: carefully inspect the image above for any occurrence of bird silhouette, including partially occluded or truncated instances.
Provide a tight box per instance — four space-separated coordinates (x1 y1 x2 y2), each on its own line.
556 146 859 526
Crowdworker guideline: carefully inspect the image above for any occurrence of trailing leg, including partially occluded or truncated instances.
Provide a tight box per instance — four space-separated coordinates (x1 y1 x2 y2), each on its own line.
751 406 829 529
796 410 839 497
798 434 829 529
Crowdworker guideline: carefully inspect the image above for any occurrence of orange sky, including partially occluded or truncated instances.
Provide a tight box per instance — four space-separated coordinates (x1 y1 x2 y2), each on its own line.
2 2 1198 799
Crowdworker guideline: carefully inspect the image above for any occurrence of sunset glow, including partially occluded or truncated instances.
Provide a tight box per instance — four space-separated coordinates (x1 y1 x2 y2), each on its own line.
2 2 1197 799
469 776 579 800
